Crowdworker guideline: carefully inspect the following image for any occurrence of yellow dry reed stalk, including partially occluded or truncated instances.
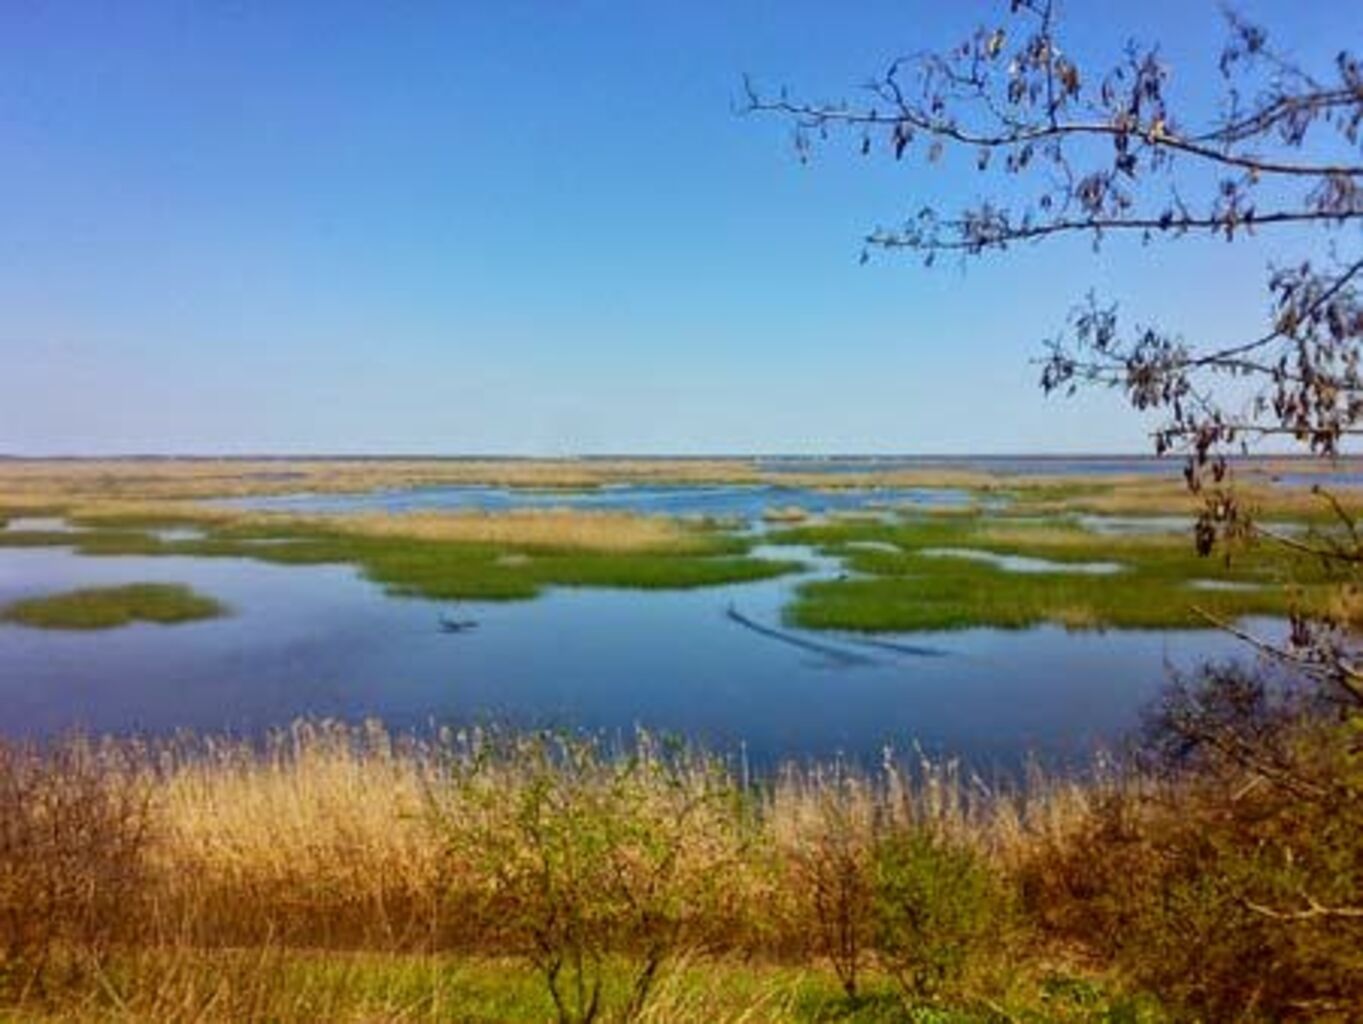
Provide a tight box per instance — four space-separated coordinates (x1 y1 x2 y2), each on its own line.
0 457 768 503
150 722 445 948
2 720 1144 974
315 508 700 552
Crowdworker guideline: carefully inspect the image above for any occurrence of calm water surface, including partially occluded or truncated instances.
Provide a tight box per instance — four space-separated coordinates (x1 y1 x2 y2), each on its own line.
223 482 977 521
0 534 1264 771
757 454 1363 484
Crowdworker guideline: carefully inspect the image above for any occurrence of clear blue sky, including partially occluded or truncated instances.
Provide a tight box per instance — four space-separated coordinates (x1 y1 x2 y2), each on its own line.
0 1 1349 455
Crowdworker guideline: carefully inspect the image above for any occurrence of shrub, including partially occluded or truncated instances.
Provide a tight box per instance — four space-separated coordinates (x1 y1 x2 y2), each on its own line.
1022 713 1363 1020
432 731 743 1023
779 774 877 998
871 829 1014 1008
0 740 152 999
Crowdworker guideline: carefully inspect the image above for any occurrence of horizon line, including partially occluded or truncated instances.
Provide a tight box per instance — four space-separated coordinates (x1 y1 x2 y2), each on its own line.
0 451 1338 463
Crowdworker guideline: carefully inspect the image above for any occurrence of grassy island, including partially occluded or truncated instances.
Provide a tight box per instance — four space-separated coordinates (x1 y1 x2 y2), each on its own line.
1 583 227 630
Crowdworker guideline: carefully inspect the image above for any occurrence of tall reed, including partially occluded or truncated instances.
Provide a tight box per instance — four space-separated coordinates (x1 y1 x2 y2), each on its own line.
6 717 1354 1020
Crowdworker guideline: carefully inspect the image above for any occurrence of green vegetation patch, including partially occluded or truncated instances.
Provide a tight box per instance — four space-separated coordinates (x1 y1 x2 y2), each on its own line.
182 527 800 599
0 529 87 548
772 515 1338 632
0 518 799 602
38 948 1157 1022
2 583 228 630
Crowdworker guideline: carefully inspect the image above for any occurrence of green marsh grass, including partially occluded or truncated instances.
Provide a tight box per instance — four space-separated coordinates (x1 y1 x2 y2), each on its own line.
1 583 227 630
0 516 799 601
2 948 1141 1022
773 515 1336 631
0 506 1337 628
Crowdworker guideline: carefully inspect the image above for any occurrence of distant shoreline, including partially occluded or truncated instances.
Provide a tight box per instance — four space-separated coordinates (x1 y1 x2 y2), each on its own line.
1 451 1358 463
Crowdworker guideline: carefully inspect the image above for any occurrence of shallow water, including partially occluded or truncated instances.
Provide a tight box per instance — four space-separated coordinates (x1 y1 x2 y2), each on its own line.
919 547 1124 575
1073 514 1192 536
222 482 974 522
1272 471 1363 489
758 455 1183 477
0 538 1267 771
3 516 78 533
1187 579 1264 592
150 526 208 542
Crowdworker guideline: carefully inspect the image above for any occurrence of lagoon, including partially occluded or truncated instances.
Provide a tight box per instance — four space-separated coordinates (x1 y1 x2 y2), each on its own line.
220 481 977 523
0 534 1262 770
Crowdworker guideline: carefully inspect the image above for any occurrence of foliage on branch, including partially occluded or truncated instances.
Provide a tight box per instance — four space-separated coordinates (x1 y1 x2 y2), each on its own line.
747 0 1363 714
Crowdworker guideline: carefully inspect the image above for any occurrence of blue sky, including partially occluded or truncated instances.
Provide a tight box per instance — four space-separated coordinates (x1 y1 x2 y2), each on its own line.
0 1 1349 455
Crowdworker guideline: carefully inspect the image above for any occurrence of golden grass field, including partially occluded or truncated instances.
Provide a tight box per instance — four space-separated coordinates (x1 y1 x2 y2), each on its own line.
5 715 1359 1021
0 722 1117 1022
314 509 709 552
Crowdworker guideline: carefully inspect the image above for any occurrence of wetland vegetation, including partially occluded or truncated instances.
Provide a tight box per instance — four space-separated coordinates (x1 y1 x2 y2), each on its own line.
2 716 1359 1022
7 0 1363 1015
6 459 1359 1021
0 582 226 630
0 512 798 604
772 515 1338 631
2 459 1357 632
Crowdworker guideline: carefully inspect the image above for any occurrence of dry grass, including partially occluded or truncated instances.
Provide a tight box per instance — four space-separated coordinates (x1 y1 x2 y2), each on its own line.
1009 477 1363 519
0 462 735 555
130 725 1106 955
16 500 708 555
0 458 767 503
316 509 703 553
155 723 444 949
0 457 1077 500
6 457 1361 528
6 718 1356 1020
1 724 1102 997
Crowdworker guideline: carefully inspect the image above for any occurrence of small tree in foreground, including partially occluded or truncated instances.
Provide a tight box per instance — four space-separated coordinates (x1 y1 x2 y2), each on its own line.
431 731 740 1024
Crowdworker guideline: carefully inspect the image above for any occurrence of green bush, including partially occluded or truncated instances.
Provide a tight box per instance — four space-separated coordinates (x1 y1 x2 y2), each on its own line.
871 830 1014 1008
433 732 743 1023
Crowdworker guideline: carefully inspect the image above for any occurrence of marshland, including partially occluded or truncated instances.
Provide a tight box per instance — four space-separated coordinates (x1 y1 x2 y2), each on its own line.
0 456 1330 763
7 1 1363 1020
3 455 1363 1020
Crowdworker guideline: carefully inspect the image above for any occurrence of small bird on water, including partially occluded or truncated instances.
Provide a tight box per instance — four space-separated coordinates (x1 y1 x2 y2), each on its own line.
438 604 479 633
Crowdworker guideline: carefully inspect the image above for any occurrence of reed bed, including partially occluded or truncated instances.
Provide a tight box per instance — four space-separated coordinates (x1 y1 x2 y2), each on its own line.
316 509 704 553
33 501 714 554
3 716 1360 1020
0 722 1117 1020
140 723 1070 953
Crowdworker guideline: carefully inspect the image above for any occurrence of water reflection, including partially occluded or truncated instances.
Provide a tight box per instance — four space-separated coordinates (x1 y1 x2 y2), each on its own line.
0 543 1267 772
222 482 975 523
